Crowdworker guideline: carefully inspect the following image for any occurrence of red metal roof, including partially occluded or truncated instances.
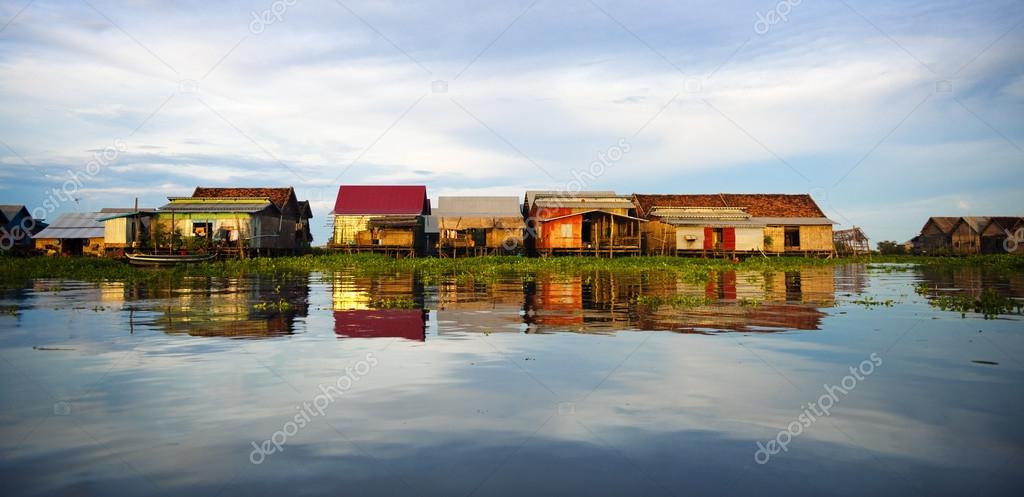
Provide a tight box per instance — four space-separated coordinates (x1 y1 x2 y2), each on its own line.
332 185 430 215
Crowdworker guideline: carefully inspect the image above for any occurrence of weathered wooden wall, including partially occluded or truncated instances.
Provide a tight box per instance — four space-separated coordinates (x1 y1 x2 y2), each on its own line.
799 225 833 251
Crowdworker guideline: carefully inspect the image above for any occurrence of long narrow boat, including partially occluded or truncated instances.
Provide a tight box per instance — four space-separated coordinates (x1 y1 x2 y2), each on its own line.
126 253 218 267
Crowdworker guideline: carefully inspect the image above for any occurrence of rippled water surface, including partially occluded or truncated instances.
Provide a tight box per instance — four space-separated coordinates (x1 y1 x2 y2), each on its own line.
1 264 1022 496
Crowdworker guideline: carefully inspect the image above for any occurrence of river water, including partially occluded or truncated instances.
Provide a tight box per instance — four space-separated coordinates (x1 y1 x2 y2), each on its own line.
1 263 1022 496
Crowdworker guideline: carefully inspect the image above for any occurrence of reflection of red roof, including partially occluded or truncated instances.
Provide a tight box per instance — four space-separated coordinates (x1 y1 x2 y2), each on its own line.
332 185 430 215
334 310 426 341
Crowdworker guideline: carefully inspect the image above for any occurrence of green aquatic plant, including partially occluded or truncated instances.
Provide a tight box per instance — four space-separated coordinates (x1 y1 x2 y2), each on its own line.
253 299 292 312
851 296 895 309
370 296 417 309
930 289 1023 320
635 294 713 309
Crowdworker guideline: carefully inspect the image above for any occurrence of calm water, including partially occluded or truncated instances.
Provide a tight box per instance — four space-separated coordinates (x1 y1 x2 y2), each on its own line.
1 264 1022 496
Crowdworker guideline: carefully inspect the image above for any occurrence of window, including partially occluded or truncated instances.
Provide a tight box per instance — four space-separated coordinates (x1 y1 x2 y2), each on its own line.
784 227 800 249
192 221 213 238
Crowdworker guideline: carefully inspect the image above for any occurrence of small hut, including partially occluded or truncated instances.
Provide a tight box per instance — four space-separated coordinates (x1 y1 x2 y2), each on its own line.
833 227 870 255
330 185 430 256
951 217 991 255
32 212 106 256
1 205 46 253
523 191 643 256
96 207 156 255
980 217 1024 254
430 196 525 256
914 217 959 254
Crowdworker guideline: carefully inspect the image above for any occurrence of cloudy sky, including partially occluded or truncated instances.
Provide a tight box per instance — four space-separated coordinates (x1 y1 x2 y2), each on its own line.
1 0 1021 243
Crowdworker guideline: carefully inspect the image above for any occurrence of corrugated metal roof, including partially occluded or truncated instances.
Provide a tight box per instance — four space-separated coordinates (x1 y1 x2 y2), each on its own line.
663 219 767 227
540 209 647 223
33 226 105 239
525 190 617 208
33 213 105 239
534 198 634 209
332 185 430 215
434 196 522 217
158 201 274 213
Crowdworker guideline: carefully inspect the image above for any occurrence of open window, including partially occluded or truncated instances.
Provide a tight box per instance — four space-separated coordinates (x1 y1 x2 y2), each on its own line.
192 221 213 239
784 226 800 250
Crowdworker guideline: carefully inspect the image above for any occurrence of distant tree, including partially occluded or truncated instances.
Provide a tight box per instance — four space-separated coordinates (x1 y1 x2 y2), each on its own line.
876 240 906 255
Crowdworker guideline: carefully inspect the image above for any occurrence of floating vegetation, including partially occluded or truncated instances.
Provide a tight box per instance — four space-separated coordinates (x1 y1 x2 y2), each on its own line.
636 294 713 309
252 299 292 312
930 289 1023 319
851 296 895 309
1 305 18 316
370 296 417 309
737 298 762 308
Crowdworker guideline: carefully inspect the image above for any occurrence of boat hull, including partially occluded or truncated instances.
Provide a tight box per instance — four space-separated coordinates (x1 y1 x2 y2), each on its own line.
126 253 218 267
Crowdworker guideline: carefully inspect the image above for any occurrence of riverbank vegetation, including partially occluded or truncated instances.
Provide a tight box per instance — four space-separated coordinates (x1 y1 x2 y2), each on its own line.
2 252 1022 288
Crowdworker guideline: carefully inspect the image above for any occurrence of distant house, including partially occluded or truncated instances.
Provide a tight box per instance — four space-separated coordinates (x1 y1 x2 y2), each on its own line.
951 217 991 255
96 207 157 255
981 217 1024 254
915 217 959 254
191 187 313 250
523 191 643 256
32 212 106 256
632 194 835 256
429 196 525 256
1 205 46 252
833 227 870 255
330 185 430 256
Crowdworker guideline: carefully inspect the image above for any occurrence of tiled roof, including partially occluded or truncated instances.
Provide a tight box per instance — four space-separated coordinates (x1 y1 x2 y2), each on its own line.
332 185 430 215
192 187 296 210
633 194 827 218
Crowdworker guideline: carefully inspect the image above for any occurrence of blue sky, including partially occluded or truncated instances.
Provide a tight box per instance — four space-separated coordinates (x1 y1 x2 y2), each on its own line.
0 0 1021 244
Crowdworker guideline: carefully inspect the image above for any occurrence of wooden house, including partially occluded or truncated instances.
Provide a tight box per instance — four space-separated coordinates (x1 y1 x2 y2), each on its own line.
32 212 106 256
914 217 959 254
950 217 991 255
632 194 835 256
429 196 525 256
523 190 644 256
1 205 46 253
981 217 1024 254
96 207 156 255
191 187 313 251
330 185 430 256
154 197 284 254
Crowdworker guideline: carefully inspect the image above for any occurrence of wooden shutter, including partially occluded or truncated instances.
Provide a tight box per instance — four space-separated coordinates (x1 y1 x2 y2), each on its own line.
723 227 736 251
703 227 713 250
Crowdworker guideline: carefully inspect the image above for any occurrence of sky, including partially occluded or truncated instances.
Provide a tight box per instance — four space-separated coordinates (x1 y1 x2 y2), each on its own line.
0 0 1021 245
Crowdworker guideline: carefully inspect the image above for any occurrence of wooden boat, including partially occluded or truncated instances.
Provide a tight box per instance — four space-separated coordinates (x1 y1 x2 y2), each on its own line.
126 253 218 267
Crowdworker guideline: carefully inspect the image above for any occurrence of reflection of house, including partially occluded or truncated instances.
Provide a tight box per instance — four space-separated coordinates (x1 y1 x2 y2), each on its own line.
523 273 638 332
435 280 525 334
330 185 430 256
1 205 46 252
334 310 427 341
633 194 835 256
32 212 106 256
429 196 525 256
524 191 643 256
147 278 309 337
